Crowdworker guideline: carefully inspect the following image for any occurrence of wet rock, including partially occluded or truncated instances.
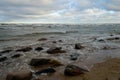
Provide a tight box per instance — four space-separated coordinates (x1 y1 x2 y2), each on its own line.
70 53 79 61
0 56 7 62
35 47 43 51
11 54 22 59
110 34 114 36
30 58 50 66
58 40 63 42
16 47 32 52
6 70 32 80
47 47 66 54
118 78 120 80
29 58 62 67
64 65 88 76
0 50 12 54
107 37 120 40
98 39 105 42
38 38 47 41
52 41 57 43
75 43 85 49
35 67 56 75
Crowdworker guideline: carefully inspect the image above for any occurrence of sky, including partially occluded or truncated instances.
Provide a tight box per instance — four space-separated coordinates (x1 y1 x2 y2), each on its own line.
0 0 120 23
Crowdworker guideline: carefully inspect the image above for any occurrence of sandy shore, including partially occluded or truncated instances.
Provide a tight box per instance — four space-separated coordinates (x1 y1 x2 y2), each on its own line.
83 58 120 80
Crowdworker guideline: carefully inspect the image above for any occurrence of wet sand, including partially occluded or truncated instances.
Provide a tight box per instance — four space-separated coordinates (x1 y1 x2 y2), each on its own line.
84 58 120 80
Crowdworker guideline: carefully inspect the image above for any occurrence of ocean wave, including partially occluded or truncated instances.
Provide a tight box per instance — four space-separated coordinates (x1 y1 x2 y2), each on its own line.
16 30 79 37
0 38 21 41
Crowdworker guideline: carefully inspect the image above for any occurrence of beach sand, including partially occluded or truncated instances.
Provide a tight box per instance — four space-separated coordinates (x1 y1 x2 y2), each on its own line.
83 58 120 80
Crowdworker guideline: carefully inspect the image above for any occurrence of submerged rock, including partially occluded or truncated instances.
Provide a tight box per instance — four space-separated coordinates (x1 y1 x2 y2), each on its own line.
29 58 62 67
52 41 57 43
35 67 56 75
11 54 22 59
75 43 85 49
64 65 88 76
16 47 32 52
0 56 7 62
47 47 66 54
0 50 12 54
70 53 80 61
35 47 43 51
30 58 50 66
6 70 32 80
58 40 63 42
106 37 120 40
38 38 47 41
98 39 105 42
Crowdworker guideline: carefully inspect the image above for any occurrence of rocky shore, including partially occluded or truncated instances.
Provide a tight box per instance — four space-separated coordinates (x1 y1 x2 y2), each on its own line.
0 35 120 80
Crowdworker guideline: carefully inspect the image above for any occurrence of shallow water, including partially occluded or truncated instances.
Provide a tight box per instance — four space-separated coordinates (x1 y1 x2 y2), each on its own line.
0 24 120 49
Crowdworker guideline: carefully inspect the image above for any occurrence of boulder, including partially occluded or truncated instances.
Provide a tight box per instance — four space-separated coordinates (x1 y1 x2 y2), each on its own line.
75 43 85 49
16 47 32 52
35 67 56 75
0 56 7 62
29 58 62 67
11 54 22 59
35 47 43 51
6 70 32 80
47 47 66 54
64 65 88 76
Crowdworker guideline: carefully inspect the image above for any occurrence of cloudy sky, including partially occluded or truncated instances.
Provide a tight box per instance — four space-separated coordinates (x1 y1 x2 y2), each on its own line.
0 0 120 23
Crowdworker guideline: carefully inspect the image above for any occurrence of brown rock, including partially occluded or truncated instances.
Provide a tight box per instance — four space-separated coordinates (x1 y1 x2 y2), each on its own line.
64 65 88 76
38 38 47 41
16 47 32 52
11 54 22 59
0 50 12 54
29 58 62 67
47 47 66 54
35 47 43 51
6 70 32 80
75 43 85 49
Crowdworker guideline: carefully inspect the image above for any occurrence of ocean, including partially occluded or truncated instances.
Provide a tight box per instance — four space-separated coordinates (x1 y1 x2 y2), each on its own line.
0 23 120 49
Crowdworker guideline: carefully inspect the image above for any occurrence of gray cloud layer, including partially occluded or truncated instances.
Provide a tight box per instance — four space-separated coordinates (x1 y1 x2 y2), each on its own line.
0 0 120 23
